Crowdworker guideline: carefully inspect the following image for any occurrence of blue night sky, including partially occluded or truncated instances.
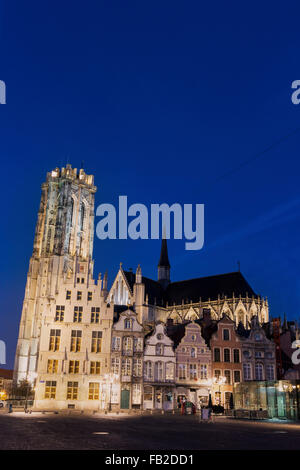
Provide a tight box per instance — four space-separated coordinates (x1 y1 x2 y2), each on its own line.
1 1 300 368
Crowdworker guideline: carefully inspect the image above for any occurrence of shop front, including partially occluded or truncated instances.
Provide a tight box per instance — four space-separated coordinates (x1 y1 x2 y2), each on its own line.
233 380 300 420
143 384 175 410
175 386 209 410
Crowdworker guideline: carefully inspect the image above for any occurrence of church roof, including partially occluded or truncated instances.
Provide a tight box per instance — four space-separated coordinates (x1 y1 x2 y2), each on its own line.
123 271 165 305
123 270 257 307
165 271 256 305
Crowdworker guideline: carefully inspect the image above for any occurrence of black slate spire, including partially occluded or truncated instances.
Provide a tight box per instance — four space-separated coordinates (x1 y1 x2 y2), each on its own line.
158 237 170 268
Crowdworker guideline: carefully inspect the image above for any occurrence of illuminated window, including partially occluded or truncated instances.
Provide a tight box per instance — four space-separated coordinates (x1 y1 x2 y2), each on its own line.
224 370 231 384
189 364 197 380
91 307 100 323
111 384 119 404
49 329 61 351
90 361 101 374
45 381 56 399
133 337 143 352
200 364 207 379
121 358 131 376
73 306 83 322
178 364 187 379
123 336 133 354
91 331 102 353
144 361 153 380
88 382 99 400
155 361 164 381
255 363 264 380
112 336 121 351
243 363 251 380
214 369 221 380
133 358 142 377
111 357 120 375
215 391 221 404
165 362 174 380
266 364 274 380
66 290 71 300
47 359 58 374
70 330 82 352
67 381 78 400
69 360 80 374
144 385 153 401
132 383 141 405
55 306 65 322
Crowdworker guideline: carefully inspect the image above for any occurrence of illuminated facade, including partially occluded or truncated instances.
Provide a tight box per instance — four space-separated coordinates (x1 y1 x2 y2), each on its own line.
111 309 144 410
172 322 212 408
14 164 271 412
143 322 176 410
14 165 114 410
108 241 269 328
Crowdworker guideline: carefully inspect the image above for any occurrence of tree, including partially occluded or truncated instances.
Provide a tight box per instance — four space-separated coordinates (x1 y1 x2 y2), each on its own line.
11 380 33 399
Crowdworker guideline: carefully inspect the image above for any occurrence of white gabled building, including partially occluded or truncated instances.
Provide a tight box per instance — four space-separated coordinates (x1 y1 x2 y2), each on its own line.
143 323 176 411
111 309 144 410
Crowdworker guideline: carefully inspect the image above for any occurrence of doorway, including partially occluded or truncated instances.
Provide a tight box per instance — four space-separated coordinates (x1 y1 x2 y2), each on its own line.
121 389 130 409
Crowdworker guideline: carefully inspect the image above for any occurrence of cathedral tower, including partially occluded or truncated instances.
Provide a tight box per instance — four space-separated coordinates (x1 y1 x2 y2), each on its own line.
14 165 113 398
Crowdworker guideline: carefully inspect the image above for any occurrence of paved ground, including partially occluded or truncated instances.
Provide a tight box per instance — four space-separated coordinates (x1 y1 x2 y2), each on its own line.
0 411 300 450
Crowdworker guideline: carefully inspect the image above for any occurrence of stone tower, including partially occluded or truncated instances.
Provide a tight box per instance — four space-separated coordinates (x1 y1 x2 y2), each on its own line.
14 165 100 386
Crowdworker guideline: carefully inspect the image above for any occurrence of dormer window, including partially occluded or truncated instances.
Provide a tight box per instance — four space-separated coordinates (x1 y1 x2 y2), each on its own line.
124 319 132 329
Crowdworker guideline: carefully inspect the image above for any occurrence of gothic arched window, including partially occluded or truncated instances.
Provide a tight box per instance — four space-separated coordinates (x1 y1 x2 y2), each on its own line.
80 204 85 231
